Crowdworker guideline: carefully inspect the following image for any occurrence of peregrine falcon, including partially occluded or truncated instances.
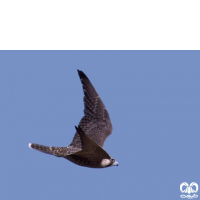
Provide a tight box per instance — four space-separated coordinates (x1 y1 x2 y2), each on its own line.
29 70 118 168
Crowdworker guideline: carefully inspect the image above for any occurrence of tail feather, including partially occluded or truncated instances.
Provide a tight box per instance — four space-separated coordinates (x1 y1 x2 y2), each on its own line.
29 143 54 155
29 143 80 157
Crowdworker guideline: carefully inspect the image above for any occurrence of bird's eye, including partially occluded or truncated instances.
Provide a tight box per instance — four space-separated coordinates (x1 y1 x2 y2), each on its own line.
111 158 115 162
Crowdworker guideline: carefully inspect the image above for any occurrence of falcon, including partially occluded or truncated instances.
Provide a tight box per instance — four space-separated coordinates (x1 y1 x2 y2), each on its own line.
29 70 118 168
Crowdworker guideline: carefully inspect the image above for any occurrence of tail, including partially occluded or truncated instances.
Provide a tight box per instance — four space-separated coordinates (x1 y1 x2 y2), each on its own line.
29 143 75 157
29 143 54 155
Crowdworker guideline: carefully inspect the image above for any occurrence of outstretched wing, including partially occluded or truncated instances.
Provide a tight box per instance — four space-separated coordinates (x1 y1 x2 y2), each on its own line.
70 70 112 148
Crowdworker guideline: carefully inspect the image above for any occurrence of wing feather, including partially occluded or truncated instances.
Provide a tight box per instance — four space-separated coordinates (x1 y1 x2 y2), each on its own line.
70 70 112 148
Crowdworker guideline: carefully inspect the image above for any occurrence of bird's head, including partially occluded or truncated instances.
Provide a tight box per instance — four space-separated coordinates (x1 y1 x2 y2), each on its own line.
101 158 118 167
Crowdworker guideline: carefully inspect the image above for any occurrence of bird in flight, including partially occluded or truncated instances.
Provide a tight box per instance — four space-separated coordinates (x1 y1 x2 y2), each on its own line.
29 70 118 168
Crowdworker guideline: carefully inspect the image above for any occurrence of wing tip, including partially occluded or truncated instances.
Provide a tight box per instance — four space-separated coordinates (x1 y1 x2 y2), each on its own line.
77 69 82 76
77 70 88 79
75 125 84 136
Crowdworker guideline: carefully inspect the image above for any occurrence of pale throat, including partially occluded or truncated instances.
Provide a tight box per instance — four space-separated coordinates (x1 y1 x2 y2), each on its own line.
100 159 111 167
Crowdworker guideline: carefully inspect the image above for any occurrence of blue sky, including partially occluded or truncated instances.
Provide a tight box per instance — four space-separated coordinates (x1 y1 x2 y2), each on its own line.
1 51 200 200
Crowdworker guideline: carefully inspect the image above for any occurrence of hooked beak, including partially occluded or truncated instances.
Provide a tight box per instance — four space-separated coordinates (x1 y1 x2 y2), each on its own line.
113 160 119 166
